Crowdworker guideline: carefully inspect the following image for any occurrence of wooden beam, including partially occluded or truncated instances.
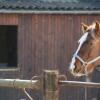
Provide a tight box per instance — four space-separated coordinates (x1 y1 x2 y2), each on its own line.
0 10 100 14
43 70 59 100
0 79 39 89
59 81 100 88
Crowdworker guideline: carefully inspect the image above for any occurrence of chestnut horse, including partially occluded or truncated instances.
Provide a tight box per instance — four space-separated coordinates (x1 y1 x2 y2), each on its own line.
70 22 100 77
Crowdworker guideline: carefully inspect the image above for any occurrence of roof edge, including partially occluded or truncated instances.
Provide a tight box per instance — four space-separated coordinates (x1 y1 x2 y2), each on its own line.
0 10 100 14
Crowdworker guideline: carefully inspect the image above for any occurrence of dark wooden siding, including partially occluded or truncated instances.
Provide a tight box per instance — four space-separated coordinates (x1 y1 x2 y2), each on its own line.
18 14 100 100
0 14 18 25
0 14 20 100
0 14 100 100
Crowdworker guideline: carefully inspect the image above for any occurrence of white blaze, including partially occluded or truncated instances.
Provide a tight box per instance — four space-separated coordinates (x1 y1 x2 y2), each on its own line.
70 32 89 70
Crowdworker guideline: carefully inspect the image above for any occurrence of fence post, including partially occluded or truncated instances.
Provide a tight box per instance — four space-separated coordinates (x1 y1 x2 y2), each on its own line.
43 70 59 100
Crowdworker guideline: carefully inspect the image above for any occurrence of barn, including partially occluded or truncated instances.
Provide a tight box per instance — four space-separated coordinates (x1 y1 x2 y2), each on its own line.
0 0 100 100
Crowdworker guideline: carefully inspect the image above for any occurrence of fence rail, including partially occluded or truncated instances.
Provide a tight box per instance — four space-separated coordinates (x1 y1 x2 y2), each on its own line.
0 70 100 100
43 70 100 100
0 79 39 89
59 80 100 88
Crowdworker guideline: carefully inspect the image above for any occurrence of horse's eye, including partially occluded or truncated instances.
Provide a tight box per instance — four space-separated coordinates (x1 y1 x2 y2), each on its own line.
90 42 93 45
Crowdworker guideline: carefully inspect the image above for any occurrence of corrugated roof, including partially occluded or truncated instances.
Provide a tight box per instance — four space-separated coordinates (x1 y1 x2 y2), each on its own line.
0 0 100 11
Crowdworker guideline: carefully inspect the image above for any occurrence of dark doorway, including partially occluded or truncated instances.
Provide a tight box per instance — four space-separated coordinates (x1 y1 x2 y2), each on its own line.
0 25 17 67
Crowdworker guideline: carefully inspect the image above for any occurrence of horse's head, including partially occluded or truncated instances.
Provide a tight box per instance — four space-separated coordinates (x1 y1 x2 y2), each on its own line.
70 22 100 77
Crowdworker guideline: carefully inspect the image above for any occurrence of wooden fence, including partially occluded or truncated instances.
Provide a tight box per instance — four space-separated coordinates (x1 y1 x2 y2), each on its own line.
0 70 100 100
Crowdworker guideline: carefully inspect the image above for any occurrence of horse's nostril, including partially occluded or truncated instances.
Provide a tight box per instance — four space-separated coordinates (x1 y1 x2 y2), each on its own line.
80 61 83 65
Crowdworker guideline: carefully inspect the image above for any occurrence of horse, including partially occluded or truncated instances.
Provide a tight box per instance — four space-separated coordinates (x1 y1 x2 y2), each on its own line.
69 22 100 77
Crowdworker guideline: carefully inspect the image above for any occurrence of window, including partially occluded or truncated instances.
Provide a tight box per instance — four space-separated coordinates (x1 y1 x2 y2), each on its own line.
0 25 17 67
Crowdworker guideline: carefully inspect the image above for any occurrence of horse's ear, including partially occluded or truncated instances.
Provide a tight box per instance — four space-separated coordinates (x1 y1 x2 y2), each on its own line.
95 21 100 33
81 23 88 33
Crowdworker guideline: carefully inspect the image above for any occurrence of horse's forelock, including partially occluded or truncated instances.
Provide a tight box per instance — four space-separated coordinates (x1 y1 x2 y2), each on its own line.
78 32 89 45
